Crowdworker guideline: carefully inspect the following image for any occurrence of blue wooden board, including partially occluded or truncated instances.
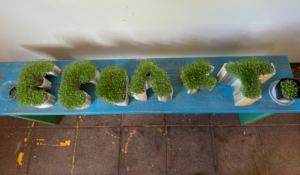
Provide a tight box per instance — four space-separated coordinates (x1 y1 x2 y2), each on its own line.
0 55 298 116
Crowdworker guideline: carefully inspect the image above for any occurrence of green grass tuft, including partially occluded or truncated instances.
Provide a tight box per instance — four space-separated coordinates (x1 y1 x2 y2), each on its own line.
16 59 55 107
225 58 274 99
96 65 127 105
180 59 217 91
280 80 298 99
58 60 97 109
130 59 172 97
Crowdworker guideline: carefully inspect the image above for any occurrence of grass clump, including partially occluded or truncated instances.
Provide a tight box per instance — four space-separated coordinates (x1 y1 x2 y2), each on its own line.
16 60 54 107
58 60 97 109
180 59 217 91
225 58 274 99
130 59 172 97
96 65 127 105
281 80 298 99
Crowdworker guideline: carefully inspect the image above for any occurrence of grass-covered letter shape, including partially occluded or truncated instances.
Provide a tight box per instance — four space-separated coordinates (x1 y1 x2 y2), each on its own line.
58 61 97 109
180 59 217 93
225 58 274 99
130 59 172 98
96 65 128 105
16 60 54 107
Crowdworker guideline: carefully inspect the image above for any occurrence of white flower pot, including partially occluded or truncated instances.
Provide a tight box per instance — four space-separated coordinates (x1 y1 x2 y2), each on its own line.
133 88 147 101
158 87 173 102
145 81 152 89
114 76 129 106
76 92 92 109
35 92 56 108
90 70 100 85
47 65 62 77
187 89 198 94
37 77 51 90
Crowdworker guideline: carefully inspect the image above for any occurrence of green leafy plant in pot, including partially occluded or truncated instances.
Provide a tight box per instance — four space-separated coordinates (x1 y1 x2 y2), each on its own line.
130 59 173 102
217 57 275 106
275 78 299 100
58 60 98 109
96 65 129 106
16 59 58 108
180 59 217 94
225 58 275 100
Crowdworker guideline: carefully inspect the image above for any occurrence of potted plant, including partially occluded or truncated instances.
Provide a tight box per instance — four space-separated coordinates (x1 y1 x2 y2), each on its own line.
58 60 98 109
274 78 299 100
217 58 275 106
180 59 217 94
96 65 129 106
0 80 17 100
130 59 173 102
16 60 59 108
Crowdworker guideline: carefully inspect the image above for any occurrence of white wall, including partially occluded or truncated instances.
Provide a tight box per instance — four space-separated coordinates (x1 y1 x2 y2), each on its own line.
0 0 300 62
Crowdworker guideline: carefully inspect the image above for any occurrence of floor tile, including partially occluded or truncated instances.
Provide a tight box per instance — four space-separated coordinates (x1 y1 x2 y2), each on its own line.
35 115 78 127
119 127 167 175
0 128 34 175
210 113 256 126
258 113 300 125
290 63 300 78
123 114 165 126
28 128 75 175
72 128 120 175
260 126 300 175
0 116 33 128
78 114 121 127
214 126 267 175
165 114 210 125
167 127 215 175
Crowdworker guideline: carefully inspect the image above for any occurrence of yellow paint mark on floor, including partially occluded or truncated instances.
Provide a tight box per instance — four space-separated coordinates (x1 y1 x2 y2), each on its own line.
143 125 167 136
57 139 59 141
31 122 35 127
36 140 71 147
17 152 24 165
37 139 44 141
225 144 230 167
24 138 27 142
79 116 83 122
70 121 79 175
124 130 136 171
60 140 71 146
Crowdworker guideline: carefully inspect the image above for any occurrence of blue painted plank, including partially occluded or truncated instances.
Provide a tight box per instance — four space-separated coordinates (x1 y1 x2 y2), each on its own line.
0 55 298 115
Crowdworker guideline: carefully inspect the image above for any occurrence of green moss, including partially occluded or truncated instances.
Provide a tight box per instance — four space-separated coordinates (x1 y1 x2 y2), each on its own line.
130 59 172 97
16 60 55 107
180 59 217 91
280 80 298 99
58 60 97 109
225 58 274 99
96 65 127 105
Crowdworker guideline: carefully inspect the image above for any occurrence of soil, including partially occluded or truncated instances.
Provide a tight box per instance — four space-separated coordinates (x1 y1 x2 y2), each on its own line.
145 71 150 77
38 77 44 86
9 87 17 99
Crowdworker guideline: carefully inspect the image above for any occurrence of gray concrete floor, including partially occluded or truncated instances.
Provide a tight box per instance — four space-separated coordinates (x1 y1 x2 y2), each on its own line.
1 113 300 175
